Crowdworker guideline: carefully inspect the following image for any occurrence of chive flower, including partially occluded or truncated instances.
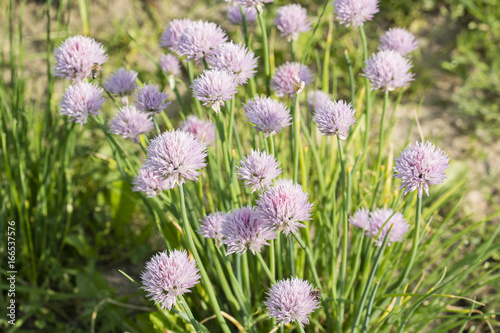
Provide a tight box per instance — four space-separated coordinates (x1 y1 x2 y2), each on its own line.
177 20 228 63
198 211 226 246
313 100 356 139
103 68 138 97
307 89 330 112
53 35 108 81
59 81 105 125
271 62 313 97
394 141 450 197
274 4 311 42
378 28 418 57
244 95 292 137
361 50 414 91
333 0 379 28
160 19 193 53
192 69 238 113
350 208 409 246
140 250 201 310
237 150 282 193
264 277 321 327
207 42 258 85
109 105 154 143
159 54 181 76
234 0 273 12
133 83 171 114
133 167 172 197
179 115 216 146
227 5 258 25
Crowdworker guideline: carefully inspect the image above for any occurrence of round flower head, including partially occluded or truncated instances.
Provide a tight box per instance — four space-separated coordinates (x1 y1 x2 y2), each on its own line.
361 50 414 92
274 4 311 42
177 20 228 63
307 90 330 112
221 206 276 255
109 105 154 143
271 62 313 97
367 209 409 246
140 249 201 310
59 81 105 125
133 167 172 197
394 141 449 197
192 69 238 113
244 96 292 137
334 0 379 28
133 83 171 114
237 150 282 193
160 19 193 53
103 68 138 96
159 54 181 76
207 42 258 85
349 208 370 230
264 277 320 327
179 115 216 146
227 5 258 25
313 100 356 139
143 130 207 188
198 211 226 246
53 35 108 81
234 0 273 12
256 180 314 235
379 28 418 57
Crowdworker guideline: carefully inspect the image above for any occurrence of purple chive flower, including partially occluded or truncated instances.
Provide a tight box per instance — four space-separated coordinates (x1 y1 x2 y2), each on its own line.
53 35 108 81
264 277 320 327
313 100 356 140
198 211 226 246
160 54 181 76
256 180 314 235
179 115 216 146
177 20 228 63
307 90 330 112
227 5 258 25
59 82 105 125
134 83 171 114
143 130 207 188
109 105 154 143
237 150 282 192
379 28 418 57
234 0 273 12
244 96 292 137
160 19 193 53
103 68 138 96
333 0 379 28
349 208 370 230
140 249 201 310
271 62 313 97
133 167 172 197
207 42 258 85
274 4 311 42
361 50 415 92
367 209 409 246
221 206 276 255
394 141 450 197
192 69 238 113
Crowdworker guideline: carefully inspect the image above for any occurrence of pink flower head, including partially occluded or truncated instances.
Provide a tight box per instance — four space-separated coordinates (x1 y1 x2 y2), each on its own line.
222 206 276 255
198 211 227 246
307 90 330 112
349 208 370 230
178 20 228 63
244 95 292 137
361 50 415 91
109 105 154 142
207 42 258 85
350 208 409 246
256 180 314 235
160 19 193 53
192 69 238 113
133 83 171 114
271 62 313 97
394 141 449 197
59 81 105 125
103 68 138 96
227 5 258 25
53 35 108 81
237 150 282 192
264 277 321 327
234 0 273 12
142 130 207 188
160 54 181 76
179 115 216 146
313 100 356 139
140 250 201 310
133 167 172 197
379 28 418 57
333 0 379 28
274 4 311 42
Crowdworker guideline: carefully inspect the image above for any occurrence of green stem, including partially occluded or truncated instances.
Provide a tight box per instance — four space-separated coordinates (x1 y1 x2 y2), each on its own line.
296 322 306 333
344 50 355 104
292 94 300 183
187 61 203 117
257 10 270 95
290 39 296 62
178 186 231 333
359 25 371 162
399 195 422 286
152 114 161 135
239 5 249 47
178 295 203 333
375 91 389 173
256 251 276 284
